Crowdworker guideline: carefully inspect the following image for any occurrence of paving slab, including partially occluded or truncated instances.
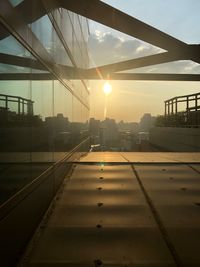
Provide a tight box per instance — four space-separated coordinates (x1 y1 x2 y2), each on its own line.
135 164 200 265
80 152 200 163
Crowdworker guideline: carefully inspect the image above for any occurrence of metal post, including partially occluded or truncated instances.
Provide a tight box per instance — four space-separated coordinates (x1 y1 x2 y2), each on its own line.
5 95 8 109
175 98 178 114
175 98 178 127
195 94 198 126
22 99 24 114
186 96 189 125
167 101 170 115
18 97 21 114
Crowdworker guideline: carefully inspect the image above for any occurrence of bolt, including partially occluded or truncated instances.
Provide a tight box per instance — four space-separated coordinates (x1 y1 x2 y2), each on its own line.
97 187 102 190
94 259 102 266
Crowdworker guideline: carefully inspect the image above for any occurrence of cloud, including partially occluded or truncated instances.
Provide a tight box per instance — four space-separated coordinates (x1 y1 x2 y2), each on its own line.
88 31 163 67
88 31 200 74
131 60 200 74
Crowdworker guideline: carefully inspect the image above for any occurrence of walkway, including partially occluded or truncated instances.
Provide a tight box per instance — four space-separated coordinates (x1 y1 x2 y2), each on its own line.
23 153 200 267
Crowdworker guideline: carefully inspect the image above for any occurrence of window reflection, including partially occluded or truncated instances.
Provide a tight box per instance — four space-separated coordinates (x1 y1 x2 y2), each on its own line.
0 6 89 204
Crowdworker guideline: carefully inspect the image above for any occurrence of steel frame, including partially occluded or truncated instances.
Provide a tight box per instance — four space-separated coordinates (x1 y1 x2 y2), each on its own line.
0 0 200 81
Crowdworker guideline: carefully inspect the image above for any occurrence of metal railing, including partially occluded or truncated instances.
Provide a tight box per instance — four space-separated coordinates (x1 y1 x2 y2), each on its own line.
163 92 200 127
0 94 34 115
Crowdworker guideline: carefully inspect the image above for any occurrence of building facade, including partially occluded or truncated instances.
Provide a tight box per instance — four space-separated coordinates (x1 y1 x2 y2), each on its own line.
0 2 90 266
0 1 90 204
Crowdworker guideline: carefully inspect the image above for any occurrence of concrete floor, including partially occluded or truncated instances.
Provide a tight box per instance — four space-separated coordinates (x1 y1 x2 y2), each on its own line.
23 153 200 267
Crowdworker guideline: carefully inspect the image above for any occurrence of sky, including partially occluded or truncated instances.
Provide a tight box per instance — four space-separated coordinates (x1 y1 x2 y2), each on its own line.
88 0 200 122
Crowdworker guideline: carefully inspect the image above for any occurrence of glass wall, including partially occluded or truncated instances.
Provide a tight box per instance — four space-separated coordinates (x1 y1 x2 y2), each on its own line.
0 1 90 205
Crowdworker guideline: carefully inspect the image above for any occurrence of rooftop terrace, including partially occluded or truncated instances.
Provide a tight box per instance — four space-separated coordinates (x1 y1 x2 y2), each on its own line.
18 152 200 267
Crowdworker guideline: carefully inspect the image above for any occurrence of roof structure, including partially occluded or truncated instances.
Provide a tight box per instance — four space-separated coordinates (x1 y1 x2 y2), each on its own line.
0 0 200 81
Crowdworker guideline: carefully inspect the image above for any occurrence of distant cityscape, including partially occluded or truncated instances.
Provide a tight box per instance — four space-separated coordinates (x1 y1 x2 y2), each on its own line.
0 97 157 152
89 113 157 152
1 91 199 152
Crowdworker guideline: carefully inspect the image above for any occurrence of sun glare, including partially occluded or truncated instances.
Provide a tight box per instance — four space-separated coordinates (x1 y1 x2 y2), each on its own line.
103 81 112 95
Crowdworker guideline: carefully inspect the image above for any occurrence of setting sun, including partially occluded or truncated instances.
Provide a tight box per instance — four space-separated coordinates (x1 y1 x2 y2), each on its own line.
103 81 112 95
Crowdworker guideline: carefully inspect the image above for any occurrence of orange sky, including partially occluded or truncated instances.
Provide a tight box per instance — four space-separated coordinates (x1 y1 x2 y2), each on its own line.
89 80 200 122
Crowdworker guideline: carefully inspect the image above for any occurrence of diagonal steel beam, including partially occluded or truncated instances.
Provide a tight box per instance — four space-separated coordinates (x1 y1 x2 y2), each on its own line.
0 0 51 40
59 0 186 51
59 0 200 66
0 53 47 70
0 0 89 109
1 0 199 66
86 52 187 76
0 0 199 78
0 53 80 75
0 0 186 52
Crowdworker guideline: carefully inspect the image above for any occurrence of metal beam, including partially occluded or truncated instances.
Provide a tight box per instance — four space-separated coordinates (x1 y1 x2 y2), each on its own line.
0 0 185 52
0 0 89 110
1 0 199 66
1 72 200 81
0 0 199 79
87 52 186 76
106 73 200 81
0 0 50 40
0 52 79 75
0 0 89 94
59 0 200 65
0 73 54 80
0 53 47 70
59 0 186 51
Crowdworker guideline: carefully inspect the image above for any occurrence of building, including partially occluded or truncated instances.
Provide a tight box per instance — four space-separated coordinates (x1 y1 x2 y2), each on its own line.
100 118 119 149
140 113 155 131
0 2 90 266
0 2 90 161
89 117 100 136
0 2 200 267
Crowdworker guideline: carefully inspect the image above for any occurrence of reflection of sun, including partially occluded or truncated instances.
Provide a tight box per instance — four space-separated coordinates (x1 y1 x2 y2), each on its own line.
103 81 112 95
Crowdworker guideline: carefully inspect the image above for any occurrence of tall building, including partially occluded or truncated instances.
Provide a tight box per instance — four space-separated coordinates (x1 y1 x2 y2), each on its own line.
140 113 155 131
0 0 90 192
100 118 119 148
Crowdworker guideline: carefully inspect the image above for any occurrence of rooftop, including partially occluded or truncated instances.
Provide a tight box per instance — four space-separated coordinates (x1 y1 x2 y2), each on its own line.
20 152 200 267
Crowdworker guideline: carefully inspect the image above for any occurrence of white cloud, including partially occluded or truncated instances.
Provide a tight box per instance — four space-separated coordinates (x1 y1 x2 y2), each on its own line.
88 31 200 74
88 31 163 67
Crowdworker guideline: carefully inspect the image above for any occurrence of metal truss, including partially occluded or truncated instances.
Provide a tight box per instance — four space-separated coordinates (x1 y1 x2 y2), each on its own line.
0 0 200 81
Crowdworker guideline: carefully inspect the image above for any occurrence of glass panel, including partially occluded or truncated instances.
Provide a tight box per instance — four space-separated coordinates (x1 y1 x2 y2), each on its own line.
53 80 73 152
31 15 73 66
0 6 90 205
0 80 32 204
30 80 54 163
0 35 32 57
